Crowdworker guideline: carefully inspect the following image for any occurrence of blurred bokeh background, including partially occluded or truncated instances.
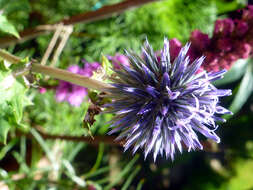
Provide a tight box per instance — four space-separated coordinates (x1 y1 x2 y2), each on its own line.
0 0 253 189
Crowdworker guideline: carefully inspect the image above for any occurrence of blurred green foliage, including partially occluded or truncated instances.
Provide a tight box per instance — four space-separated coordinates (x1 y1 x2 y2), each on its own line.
80 0 218 61
0 0 30 31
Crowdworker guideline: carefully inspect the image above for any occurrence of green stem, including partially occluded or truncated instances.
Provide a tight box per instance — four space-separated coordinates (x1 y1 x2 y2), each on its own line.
0 49 112 91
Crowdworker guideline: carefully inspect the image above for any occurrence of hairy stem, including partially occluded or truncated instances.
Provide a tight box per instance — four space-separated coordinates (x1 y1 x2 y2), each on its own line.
0 49 112 91
31 63 111 91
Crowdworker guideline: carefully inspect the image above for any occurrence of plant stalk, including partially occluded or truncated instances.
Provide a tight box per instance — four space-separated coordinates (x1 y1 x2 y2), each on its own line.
31 63 111 91
0 49 112 91
0 49 20 64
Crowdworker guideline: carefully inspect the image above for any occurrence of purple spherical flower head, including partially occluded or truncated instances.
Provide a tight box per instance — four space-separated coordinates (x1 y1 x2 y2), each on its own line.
105 38 232 161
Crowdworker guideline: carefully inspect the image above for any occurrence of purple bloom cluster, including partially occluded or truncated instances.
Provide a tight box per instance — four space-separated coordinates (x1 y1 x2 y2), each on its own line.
168 38 182 61
106 39 232 161
55 62 100 106
170 5 253 72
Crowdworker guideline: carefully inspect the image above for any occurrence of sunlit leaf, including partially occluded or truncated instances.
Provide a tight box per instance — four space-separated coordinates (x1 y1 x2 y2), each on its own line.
0 119 11 144
213 59 249 86
229 61 253 114
0 15 20 38
0 62 31 142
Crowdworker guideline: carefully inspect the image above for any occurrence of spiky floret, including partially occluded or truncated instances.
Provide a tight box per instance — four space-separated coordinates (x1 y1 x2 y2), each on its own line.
105 38 232 161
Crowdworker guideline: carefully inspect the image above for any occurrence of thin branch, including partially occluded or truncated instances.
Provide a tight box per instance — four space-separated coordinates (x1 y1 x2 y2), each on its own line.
19 128 218 152
0 0 157 48
60 0 157 25
18 130 123 146
41 24 64 65
51 25 73 67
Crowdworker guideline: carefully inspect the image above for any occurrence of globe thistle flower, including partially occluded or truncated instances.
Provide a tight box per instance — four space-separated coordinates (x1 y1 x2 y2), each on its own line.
105 38 232 161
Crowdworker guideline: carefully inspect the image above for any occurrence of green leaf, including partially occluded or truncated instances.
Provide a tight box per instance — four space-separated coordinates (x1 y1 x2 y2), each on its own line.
0 65 31 141
101 55 114 77
87 143 104 175
122 165 141 190
0 138 18 160
136 179 145 190
62 159 86 187
104 155 139 190
0 119 11 144
10 93 25 124
30 128 55 164
213 59 249 86
229 61 253 114
0 15 20 38
212 0 246 14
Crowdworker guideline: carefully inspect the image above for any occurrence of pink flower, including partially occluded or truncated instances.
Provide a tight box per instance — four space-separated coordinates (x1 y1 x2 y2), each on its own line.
108 54 130 70
81 61 101 77
243 5 253 20
217 38 232 52
55 63 101 107
214 19 234 37
67 85 88 107
235 20 249 36
39 87 47 94
55 84 69 102
190 30 210 51
169 38 182 61
235 42 252 59
88 185 97 190
67 65 79 73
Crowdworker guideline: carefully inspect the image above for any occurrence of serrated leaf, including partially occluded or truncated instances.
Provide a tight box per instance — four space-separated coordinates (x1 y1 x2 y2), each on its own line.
229 61 253 114
0 73 26 104
0 68 31 140
213 59 249 86
0 15 20 38
10 93 25 124
0 119 11 144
